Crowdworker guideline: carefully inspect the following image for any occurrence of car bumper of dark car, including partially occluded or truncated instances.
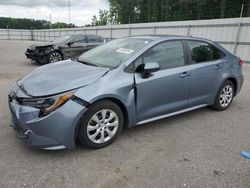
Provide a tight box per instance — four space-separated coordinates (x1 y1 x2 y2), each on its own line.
9 95 87 150
25 49 47 64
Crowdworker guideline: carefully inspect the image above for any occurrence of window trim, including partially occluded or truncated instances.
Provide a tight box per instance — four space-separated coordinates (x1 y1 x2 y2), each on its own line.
124 39 189 73
87 35 100 43
185 39 226 64
70 35 87 43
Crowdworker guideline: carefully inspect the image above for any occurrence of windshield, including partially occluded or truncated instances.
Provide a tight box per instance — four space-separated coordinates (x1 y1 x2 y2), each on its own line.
78 38 152 68
53 35 71 44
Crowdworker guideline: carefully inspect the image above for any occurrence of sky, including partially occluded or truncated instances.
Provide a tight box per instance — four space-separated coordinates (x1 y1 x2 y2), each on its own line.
0 0 109 26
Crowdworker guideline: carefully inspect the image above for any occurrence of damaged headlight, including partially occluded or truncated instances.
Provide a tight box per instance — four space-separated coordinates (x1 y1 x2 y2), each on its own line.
35 46 53 54
21 90 76 116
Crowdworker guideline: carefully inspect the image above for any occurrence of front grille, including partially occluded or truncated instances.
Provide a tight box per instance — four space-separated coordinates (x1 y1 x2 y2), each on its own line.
26 48 34 53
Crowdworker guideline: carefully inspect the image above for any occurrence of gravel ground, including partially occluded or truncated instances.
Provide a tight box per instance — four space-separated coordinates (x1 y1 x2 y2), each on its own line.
0 40 250 188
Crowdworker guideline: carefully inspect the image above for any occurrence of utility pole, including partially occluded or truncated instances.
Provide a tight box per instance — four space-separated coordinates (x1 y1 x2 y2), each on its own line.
68 0 71 27
49 14 52 29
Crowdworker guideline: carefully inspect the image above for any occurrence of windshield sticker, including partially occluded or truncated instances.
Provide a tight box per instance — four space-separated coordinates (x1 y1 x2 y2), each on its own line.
116 48 134 54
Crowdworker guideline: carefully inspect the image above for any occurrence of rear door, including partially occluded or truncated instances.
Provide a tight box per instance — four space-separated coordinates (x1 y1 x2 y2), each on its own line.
185 40 226 106
135 40 190 122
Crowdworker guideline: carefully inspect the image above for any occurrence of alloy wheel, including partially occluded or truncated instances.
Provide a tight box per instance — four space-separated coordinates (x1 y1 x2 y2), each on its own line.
219 85 233 108
49 52 62 63
87 109 119 144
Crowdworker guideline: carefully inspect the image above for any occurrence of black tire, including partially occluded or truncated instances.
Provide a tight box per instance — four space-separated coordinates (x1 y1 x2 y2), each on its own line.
78 100 124 149
211 80 235 111
47 51 63 63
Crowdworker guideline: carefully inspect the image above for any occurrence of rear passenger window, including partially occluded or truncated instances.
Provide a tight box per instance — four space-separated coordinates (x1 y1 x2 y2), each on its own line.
87 36 100 43
188 41 225 63
211 45 225 60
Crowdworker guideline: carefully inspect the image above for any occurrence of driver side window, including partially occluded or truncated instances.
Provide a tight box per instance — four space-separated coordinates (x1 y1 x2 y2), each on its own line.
133 40 185 72
144 41 185 70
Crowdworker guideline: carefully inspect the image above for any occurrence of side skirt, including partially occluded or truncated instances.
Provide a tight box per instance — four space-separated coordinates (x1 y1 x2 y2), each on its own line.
136 104 208 125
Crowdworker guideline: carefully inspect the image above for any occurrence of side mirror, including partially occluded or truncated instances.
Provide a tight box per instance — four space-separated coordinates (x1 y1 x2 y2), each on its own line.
67 41 74 46
142 62 160 78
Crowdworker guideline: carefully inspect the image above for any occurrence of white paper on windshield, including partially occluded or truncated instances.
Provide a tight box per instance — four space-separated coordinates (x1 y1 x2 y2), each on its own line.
116 48 134 54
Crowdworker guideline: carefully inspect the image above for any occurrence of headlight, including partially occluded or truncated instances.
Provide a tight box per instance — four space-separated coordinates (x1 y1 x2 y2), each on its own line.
21 90 76 116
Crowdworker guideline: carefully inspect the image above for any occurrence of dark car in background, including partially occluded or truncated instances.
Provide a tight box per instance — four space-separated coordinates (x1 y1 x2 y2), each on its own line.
25 34 105 64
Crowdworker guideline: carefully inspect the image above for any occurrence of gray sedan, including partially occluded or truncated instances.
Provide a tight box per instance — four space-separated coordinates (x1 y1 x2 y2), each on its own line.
9 35 244 150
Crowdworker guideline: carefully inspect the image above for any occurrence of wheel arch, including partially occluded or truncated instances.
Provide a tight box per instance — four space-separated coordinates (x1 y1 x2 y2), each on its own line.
74 97 130 145
90 97 129 128
53 50 64 60
225 77 237 96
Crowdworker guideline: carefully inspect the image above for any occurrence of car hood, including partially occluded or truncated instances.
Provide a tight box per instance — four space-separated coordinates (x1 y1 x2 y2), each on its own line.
18 59 110 97
29 42 54 49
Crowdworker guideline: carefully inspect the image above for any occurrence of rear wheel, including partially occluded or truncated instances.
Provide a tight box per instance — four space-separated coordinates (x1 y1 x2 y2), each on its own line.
211 80 235 111
48 51 63 63
78 100 124 149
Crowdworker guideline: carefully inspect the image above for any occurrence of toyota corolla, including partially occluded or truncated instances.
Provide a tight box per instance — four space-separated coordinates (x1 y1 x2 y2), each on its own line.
8 35 244 150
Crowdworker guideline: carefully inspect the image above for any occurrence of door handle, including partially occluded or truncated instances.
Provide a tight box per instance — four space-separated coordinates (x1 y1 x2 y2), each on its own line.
214 65 222 70
179 72 191 78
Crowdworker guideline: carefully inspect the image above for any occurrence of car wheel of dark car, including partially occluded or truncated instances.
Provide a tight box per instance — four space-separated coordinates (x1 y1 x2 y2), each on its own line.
48 51 63 63
211 80 235 111
78 100 124 149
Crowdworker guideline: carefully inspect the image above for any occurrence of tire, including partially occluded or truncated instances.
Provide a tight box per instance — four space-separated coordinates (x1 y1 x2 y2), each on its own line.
47 51 63 63
78 100 124 149
211 80 235 111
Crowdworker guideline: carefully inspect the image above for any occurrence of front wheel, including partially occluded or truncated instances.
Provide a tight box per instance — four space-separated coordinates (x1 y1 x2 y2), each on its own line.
211 80 235 111
48 51 63 63
78 100 124 149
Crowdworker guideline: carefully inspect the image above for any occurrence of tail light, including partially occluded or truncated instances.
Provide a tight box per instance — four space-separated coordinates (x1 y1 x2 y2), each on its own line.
239 60 245 65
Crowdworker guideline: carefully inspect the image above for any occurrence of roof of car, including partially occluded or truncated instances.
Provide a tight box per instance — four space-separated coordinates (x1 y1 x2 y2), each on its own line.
69 33 103 37
130 35 211 42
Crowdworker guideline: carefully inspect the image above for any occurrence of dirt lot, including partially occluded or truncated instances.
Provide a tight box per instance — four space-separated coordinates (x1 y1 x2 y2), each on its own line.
0 40 250 188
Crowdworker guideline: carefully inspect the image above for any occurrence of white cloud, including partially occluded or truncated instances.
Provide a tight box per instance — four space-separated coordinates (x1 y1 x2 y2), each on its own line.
0 0 109 26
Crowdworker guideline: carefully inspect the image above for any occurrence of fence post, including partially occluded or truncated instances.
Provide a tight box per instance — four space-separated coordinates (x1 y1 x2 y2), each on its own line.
7 29 10 40
233 22 242 55
153 26 157 34
20 30 23 40
187 25 191 36
110 27 113 39
31 30 34 41
128 27 131 36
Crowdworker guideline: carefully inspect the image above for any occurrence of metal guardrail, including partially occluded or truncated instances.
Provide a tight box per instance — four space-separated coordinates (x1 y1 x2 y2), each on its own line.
0 17 250 61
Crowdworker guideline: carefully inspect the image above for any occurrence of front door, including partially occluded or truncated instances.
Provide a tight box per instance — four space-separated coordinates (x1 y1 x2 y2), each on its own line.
62 35 88 59
135 40 190 122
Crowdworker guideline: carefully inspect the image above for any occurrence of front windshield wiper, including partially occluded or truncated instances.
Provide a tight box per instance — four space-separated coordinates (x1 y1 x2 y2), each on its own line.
76 57 98 67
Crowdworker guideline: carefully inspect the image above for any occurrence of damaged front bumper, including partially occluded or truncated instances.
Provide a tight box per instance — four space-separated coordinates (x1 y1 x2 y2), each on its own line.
25 48 48 64
8 83 87 150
